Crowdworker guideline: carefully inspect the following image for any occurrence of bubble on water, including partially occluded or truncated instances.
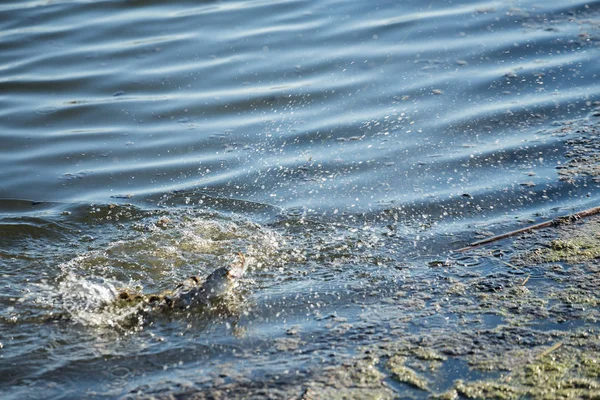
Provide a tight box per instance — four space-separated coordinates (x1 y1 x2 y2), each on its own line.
35 106 58 115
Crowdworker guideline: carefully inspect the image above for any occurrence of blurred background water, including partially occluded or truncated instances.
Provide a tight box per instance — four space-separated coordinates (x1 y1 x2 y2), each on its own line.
1 0 599 398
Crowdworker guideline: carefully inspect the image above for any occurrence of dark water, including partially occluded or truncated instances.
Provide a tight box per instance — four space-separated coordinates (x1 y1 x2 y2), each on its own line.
1 0 600 398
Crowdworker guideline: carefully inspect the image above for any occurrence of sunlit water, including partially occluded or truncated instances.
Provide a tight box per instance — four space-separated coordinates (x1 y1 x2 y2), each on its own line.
1 0 600 397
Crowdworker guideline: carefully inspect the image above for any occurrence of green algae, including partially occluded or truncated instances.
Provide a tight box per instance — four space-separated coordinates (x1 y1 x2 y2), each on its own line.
429 389 459 400
411 347 447 362
386 355 430 391
557 120 600 184
550 287 600 307
303 357 395 400
456 345 600 399
424 215 600 399
302 387 394 400
536 237 600 263
516 219 600 264
455 380 521 400
581 354 600 378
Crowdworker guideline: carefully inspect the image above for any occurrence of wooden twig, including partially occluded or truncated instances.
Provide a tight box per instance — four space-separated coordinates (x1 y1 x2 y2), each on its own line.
455 205 600 252
536 342 563 360
495 257 522 271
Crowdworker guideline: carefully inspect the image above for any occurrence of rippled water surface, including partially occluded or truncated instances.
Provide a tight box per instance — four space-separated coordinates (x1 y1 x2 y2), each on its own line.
1 0 600 398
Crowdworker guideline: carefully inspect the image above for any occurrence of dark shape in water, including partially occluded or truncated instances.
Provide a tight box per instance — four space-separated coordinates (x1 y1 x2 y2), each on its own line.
116 252 247 311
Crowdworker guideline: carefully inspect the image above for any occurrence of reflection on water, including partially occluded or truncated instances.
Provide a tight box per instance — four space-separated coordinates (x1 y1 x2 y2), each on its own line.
1 0 599 213
1 0 600 397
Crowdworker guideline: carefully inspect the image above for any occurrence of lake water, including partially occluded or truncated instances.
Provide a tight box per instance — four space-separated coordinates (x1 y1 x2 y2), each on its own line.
1 0 600 398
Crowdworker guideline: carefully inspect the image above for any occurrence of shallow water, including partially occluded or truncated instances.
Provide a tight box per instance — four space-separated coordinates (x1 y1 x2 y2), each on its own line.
1 0 600 398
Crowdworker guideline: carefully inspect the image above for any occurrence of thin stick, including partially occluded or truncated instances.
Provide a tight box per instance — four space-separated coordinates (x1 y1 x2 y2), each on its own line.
455 205 600 252
536 342 563 360
495 257 522 271
300 150 312 162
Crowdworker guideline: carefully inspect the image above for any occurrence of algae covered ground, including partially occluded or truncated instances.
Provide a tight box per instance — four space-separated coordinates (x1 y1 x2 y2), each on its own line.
163 215 600 400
